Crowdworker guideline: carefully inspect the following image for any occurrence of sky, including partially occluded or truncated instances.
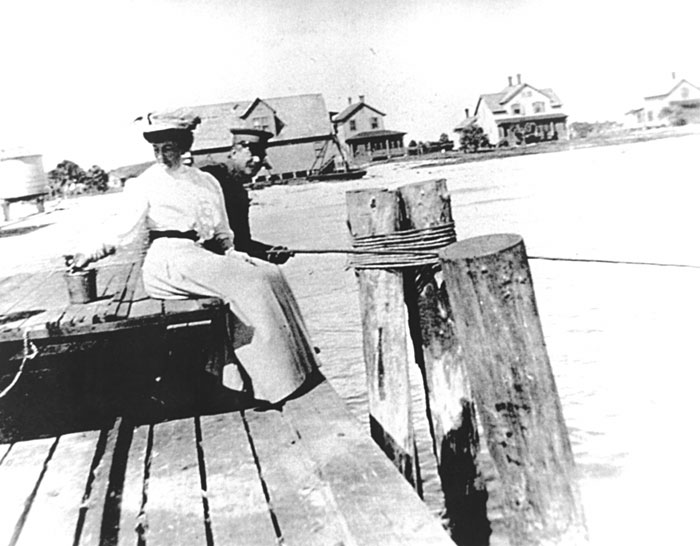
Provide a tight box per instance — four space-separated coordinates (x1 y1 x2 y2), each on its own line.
1 0 699 170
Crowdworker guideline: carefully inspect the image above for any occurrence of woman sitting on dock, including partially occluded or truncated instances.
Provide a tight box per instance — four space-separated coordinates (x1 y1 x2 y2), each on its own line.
65 110 319 405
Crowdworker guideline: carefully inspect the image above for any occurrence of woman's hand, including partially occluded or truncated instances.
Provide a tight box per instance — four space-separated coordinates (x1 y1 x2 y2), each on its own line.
64 244 115 270
225 248 257 266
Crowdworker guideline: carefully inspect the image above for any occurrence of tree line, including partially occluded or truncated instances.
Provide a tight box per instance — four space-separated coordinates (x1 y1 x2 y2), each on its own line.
47 160 109 198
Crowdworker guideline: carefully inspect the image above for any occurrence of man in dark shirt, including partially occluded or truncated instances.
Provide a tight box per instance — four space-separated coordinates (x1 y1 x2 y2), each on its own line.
199 125 292 264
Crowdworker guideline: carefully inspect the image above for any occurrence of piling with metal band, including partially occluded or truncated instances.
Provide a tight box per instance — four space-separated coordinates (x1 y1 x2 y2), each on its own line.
345 188 420 491
398 179 489 545
439 234 587 546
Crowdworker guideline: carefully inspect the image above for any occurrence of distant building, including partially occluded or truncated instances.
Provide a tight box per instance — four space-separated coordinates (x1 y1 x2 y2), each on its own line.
190 93 347 181
331 96 406 162
625 75 700 128
463 74 568 146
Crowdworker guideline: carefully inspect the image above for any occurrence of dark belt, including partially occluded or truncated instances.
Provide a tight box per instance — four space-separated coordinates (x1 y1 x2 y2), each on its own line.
149 230 198 242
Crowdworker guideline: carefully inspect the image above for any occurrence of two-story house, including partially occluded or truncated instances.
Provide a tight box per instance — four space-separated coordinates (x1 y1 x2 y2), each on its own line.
464 75 568 146
331 96 406 162
190 93 347 182
625 76 700 128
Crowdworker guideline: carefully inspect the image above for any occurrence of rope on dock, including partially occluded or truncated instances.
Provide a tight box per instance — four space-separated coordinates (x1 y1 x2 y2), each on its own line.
0 329 38 399
346 222 457 269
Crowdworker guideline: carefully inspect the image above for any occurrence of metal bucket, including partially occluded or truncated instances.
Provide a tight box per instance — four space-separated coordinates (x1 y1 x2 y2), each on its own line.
64 268 97 304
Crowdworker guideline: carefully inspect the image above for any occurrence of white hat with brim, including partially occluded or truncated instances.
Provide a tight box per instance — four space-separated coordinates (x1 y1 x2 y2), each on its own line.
136 109 201 135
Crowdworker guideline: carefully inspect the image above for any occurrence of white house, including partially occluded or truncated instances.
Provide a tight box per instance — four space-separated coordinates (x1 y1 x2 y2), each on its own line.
461 75 568 146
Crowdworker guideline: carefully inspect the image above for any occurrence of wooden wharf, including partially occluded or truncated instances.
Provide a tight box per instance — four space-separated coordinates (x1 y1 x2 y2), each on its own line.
0 252 455 545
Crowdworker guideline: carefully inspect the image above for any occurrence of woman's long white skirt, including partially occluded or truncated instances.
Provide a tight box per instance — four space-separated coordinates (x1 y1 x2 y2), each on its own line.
141 238 318 403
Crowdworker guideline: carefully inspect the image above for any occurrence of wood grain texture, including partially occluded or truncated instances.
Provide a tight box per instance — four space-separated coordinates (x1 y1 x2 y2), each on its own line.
200 412 278 545
283 379 456 545
117 424 149 546
440 235 587 546
144 418 207 545
399 179 488 545
0 437 57 545
15 431 100 546
245 407 353 546
346 188 419 489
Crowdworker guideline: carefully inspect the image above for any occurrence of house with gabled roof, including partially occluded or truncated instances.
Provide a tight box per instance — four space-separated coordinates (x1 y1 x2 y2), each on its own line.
625 75 700 128
465 75 567 146
331 96 406 162
190 93 348 182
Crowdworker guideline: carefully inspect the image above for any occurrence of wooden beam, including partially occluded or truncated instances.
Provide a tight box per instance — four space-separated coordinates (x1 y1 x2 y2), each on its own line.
142 418 208 544
14 431 100 546
283 380 456 545
0 437 57 545
346 188 420 490
398 179 489 545
440 234 588 545
244 408 352 545
199 412 278 545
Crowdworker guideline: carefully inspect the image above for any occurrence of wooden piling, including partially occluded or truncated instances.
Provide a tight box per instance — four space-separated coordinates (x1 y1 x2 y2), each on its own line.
346 188 420 491
439 234 587 546
398 179 489 545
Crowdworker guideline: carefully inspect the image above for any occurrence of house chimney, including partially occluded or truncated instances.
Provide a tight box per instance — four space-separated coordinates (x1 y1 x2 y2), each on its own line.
464 108 470 118
672 72 676 80
359 95 365 103
508 76 513 86
517 73 522 85
348 97 352 105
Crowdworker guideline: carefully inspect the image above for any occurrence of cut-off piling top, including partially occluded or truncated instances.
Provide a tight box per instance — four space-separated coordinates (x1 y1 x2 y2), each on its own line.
439 233 522 261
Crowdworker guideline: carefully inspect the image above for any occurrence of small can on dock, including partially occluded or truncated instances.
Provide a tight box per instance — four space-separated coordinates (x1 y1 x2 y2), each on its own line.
64 268 97 303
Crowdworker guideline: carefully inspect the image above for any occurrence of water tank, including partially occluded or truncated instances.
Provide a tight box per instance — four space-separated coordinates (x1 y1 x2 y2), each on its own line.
0 153 49 200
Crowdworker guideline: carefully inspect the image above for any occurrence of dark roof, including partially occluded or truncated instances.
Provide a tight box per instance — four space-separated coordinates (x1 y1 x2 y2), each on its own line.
644 78 700 100
333 101 385 122
453 116 478 131
476 83 563 115
191 94 334 152
345 129 406 142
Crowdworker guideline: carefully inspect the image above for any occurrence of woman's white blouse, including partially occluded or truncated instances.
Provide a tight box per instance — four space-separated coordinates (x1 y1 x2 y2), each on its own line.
87 164 234 253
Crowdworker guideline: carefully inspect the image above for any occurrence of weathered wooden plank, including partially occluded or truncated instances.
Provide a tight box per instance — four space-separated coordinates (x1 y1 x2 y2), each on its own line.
199 412 278 545
440 235 588 545
398 179 488 544
244 407 353 546
283 380 456 545
9 272 70 339
117 424 150 546
0 437 57 545
110 260 143 321
75 419 122 546
15 431 100 546
346 188 419 489
0 272 35 309
103 262 138 321
143 417 207 545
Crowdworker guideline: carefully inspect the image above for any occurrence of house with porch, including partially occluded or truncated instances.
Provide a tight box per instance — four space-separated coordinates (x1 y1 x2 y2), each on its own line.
463 75 568 146
624 76 700 128
190 93 348 182
331 96 406 162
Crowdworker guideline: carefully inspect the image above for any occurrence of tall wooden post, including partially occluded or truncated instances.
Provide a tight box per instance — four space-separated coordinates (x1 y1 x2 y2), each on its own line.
440 234 587 546
398 179 489 545
346 188 420 491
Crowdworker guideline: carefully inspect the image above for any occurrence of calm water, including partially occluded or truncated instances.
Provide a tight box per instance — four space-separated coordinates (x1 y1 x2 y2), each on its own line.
252 134 700 545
